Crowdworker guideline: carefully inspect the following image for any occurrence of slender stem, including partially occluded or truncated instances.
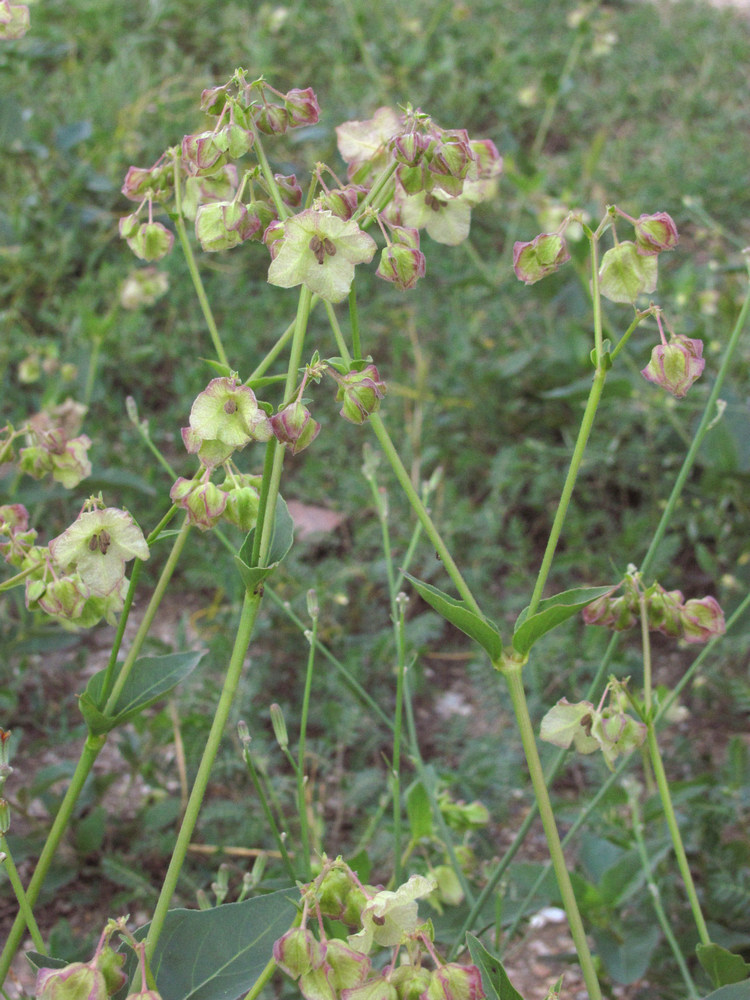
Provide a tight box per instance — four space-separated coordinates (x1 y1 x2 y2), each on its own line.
265 588 395 731
0 735 107 982
391 595 408 886
645 724 710 946
368 413 482 615
296 608 318 880
526 365 607 617
348 286 362 359
104 519 192 715
0 839 46 954
626 783 700 999
641 277 750 579
499 657 603 1000
638 600 711 946
172 156 229 368
144 588 263 962
241 746 297 880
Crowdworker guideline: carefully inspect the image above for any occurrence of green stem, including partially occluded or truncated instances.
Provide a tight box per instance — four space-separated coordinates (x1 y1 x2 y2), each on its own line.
241 743 297 880
526 364 607 617
144 587 263 962
296 605 318 880
639 599 710 946
0 735 107 982
641 277 750 578
265 588 395 731
499 656 603 1000
104 519 192 715
391 595 408 886
173 156 229 368
0 837 46 954
369 412 482 615
645 724 710 946
626 783 700 999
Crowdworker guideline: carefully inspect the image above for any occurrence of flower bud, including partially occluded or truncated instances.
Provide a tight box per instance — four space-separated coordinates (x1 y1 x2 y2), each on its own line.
94 947 127 996
582 592 638 631
220 474 261 531
336 365 387 425
391 966 432 1000
513 233 570 285
318 866 356 919
598 241 657 303
641 335 705 398
273 928 327 979
314 185 367 221
195 201 260 252
270 401 321 455
377 243 426 291
181 131 227 175
432 964 484 1000
120 219 174 262
35 964 109 1000
36 574 90 622
120 268 169 310
284 88 320 127
121 163 173 203
270 702 288 749
170 478 227 531
0 2 30 40
679 596 725 643
274 173 303 209
325 940 371 991
255 103 290 135
634 212 679 256
645 584 684 638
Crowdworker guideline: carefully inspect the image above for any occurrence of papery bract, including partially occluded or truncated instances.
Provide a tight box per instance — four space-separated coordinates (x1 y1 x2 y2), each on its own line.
397 191 472 246
348 874 436 952
598 241 658 303
679 595 725 643
267 209 377 303
335 365 387 424
513 233 570 285
640 335 705 398
270 401 321 455
0 0 29 39
49 507 149 597
183 377 272 467
170 478 228 531
634 212 679 256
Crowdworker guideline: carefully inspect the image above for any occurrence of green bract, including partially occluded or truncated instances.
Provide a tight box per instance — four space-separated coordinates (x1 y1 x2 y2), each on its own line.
267 210 377 303
48 507 149 597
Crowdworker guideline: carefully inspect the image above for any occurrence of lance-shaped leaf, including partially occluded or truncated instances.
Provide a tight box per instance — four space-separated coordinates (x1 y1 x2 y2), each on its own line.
512 585 614 656
697 943 750 990
79 650 205 735
234 494 294 591
404 574 503 660
466 934 523 1000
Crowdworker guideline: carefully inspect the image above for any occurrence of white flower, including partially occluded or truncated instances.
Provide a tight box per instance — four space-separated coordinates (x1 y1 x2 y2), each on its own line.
49 508 149 596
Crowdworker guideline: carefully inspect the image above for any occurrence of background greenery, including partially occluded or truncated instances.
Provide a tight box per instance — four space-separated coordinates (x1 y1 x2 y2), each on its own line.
2 1 750 997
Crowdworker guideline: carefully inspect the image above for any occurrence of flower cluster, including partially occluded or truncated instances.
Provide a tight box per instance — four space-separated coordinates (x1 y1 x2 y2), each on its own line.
582 570 725 645
3 498 149 629
35 924 128 1000
540 679 647 771
2 400 92 490
274 860 484 1000
119 75 499 303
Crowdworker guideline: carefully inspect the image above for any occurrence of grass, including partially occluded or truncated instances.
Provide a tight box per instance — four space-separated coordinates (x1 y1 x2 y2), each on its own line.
2 1 750 996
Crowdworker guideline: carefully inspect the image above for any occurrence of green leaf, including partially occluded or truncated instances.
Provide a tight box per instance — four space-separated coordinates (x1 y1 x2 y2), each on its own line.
512 586 614 656
466 934 524 1000
699 981 750 1000
404 575 503 660
406 780 433 841
234 495 294 591
697 943 750 988
591 924 660 984
135 889 299 1000
79 650 205 735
